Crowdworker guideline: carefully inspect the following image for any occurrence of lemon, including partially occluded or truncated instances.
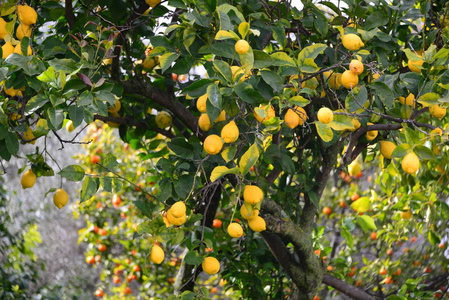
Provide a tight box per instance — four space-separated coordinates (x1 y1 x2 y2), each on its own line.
221 121 239 143
284 106 307 129
16 24 31 40
324 72 342 89
14 43 32 56
155 111 172 129
150 245 165 264
227 222 243 238
243 185 264 205
203 134 223 155
401 152 419 174
0 18 8 39
341 33 365 51
240 205 259 220
429 105 446 119
399 93 415 106
107 99 121 113
17 4 38 26
366 122 378 141
196 94 208 113
21 169 36 189
202 257 220 275
430 128 443 139
371 73 381 82
143 57 158 70
170 201 186 218
24 126 35 144
348 160 361 176
235 39 250 54
248 216 266 232
215 110 226 122
341 70 359 89
53 188 69 209
166 208 187 226
2 42 14 59
400 210 412 220
301 76 319 90
146 0 161 7
380 141 396 159
254 105 275 123
231 66 252 82
198 114 212 131
349 118 361 131
66 120 75 132
408 58 423 73
317 107 333 124
349 60 364 75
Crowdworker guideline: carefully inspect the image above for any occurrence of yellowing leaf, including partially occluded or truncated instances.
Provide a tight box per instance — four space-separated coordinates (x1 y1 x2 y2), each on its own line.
215 30 239 41
315 122 333 142
289 96 310 107
239 144 260 175
210 166 240 182
238 22 250 39
350 196 370 212
221 145 237 163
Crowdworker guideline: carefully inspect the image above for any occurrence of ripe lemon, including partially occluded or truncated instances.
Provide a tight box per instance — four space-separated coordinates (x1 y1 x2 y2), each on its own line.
243 185 264 205
348 160 361 176
146 0 161 7
341 33 365 51
401 152 419 174
202 257 220 275
14 43 32 56
21 169 36 189
408 58 423 73
371 73 381 82
349 60 364 75
284 106 307 129
324 72 342 89
429 105 446 119
254 105 275 123
379 141 396 159
143 57 158 70
2 42 14 59
150 245 165 264
240 205 259 220
0 18 7 39
107 99 121 113
166 208 187 226
155 111 172 129
170 201 186 218
53 188 69 209
221 121 239 143
366 122 378 141
317 107 333 124
349 118 361 131
16 24 31 40
227 222 243 238
203 134 223 155
66 120 75 132
196 94 208 113
430 128 443 139
198 114 212 131
235 39 250 54
230 66 252 82
24 126 35 144
215 110 226 122
400 210 412 220
399 93 415 106
341 70 359 89
248 216 266 232
17 4 38 25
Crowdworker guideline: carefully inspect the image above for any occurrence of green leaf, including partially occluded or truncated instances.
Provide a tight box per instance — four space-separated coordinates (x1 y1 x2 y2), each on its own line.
183 79 213 97
221 145 237 162
134 200 154 219
94 90 116 106
210 166 240 182
239 144 260 175
183 27 196 53
213 60 232 83
315 122 333 142
47 107 64 130
341 226 354 249
174 175 195 199
184 251 204 265
417 92 440 107
234 82 265 104
403 127 420 145
37 66 56 83
346 86 367 112
167 138 194 159
260 70 283 93
270 52 296 67
102 154 119 169
215 30 239 41
68 106 84 128
159 53 179 73
58 165 85 181
350 197 370 213
414 145 435 160
238 46 254 71
48 58 79 74
371 82 394 108
5 131 19 156
391 143 410 158
428 231 440 246
403 49 422 61
299 58 320 73
297 43 327 64
356 215 377 232
253 50 274 68
238 22 250 39
80 176 98 203
288 96 310 107
207 84 222 109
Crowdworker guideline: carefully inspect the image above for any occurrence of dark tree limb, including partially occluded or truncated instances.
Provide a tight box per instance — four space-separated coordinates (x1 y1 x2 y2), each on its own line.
322 274 375 300
65 0 75 30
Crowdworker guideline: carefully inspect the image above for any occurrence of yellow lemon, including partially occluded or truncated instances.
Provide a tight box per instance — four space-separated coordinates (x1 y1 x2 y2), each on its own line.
150 245 165 264
227 222 243 238
430 128 443 139
155 111 172 129
243 185 264 205
254 105 275 123
53 188 69 209
196 94 208 113
17 4 38 25
284 106 307 129
248 216 266 232
14 43 32 56
202 257 220 275
317 107 333 124
21 169 36 189
170 201 186 218
402 152 420 174
166 208 187 226
240 205 259 220
371 73 381 82
400 210 412 220
198 114 212 131
16 24 31 40
146 0 161 8
349 118 361 131
366 122 378 141
0 18 8 39
231 66 252 82
221 121 239 143
408 58 423 73
324 72 342 89
143 56 158 70
380 141 396 159
2 42 14 59
341 33 364 51
429 105 446 119
24 126 35 144
349 59 364 75
215 110 226 122
341 70 359 89
66 120 75 132
107 99 121 113
203 134 223 155
235 39 250 54
348 160 361 176
399 93 415 106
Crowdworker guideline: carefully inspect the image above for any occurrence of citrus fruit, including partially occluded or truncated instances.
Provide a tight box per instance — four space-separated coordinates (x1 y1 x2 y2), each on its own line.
170 201 186 218
323 207 332 215
21 169 36 189
366 122 378 141
203 134 223 155
401 210 412 220
66 120 75 132
429 105 446 119
243 185 264 205
196 94 208 113
341 33 364 51
0 18 8 39
166 208 187 226
150 245 165 264
349 59 364 75
146 0 161 7
324 72 342 89
340 70 359 89
379 141 396 159
399 93 415 106
155 111 172 129
254 105 275 123
14 43 32 56
240 205 259 220
53 188 69 209
227 222 243 238
408 58 423 73
230 66 251 82
348 160 361 176
17 4 38 25
248 216 266 232
317 107 333 124
221 121 239 143
202 257 220 275
215 110 226 122
2 42 14 59
16 24 31 40
107 99 121 113
401 152 419 174
235 39 250 54
198 114 212 131
24 126 35 144
349 118 361 131
284 106 307 129
142 56 158 70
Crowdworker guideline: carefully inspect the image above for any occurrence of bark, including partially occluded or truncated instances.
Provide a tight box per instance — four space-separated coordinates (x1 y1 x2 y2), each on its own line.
65 0 75 30
322 274 375 300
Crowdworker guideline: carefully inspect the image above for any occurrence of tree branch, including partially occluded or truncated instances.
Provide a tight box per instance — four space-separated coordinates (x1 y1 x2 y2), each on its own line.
322 273 375 300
